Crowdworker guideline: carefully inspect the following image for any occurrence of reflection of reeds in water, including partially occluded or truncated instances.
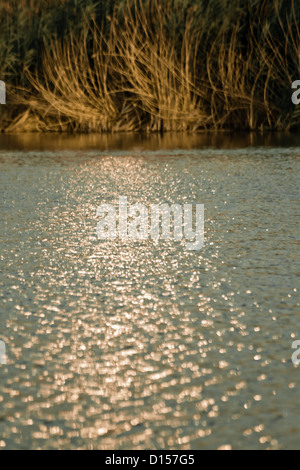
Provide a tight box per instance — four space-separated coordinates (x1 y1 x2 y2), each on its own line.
1 0 300 132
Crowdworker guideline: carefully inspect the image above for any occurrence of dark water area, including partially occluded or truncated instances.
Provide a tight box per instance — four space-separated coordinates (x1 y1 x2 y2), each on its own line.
2 131 300 152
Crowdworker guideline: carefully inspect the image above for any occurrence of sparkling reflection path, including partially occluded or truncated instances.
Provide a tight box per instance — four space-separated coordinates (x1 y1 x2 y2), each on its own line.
0 144 299 449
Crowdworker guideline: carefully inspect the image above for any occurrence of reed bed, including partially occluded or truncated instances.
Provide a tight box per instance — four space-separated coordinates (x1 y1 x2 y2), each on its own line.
1 0 300 132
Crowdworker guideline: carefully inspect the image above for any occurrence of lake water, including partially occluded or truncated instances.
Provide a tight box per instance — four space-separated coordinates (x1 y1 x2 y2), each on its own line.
0 133 299 450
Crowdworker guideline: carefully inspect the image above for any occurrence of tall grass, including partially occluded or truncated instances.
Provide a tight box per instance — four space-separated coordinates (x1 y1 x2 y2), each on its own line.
1 0 300 132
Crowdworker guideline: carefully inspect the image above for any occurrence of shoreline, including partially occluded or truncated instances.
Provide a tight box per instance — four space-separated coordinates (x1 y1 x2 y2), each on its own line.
1 130 300 152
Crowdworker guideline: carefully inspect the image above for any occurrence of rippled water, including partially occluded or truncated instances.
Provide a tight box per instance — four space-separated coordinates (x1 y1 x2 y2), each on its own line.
0 136 299 450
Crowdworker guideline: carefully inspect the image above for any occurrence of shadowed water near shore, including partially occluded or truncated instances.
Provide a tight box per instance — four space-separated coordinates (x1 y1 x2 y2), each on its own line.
2 132 300 152
0 133 299 450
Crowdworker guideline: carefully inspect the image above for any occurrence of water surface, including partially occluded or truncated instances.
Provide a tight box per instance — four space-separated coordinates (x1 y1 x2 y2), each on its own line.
0 134 299 450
